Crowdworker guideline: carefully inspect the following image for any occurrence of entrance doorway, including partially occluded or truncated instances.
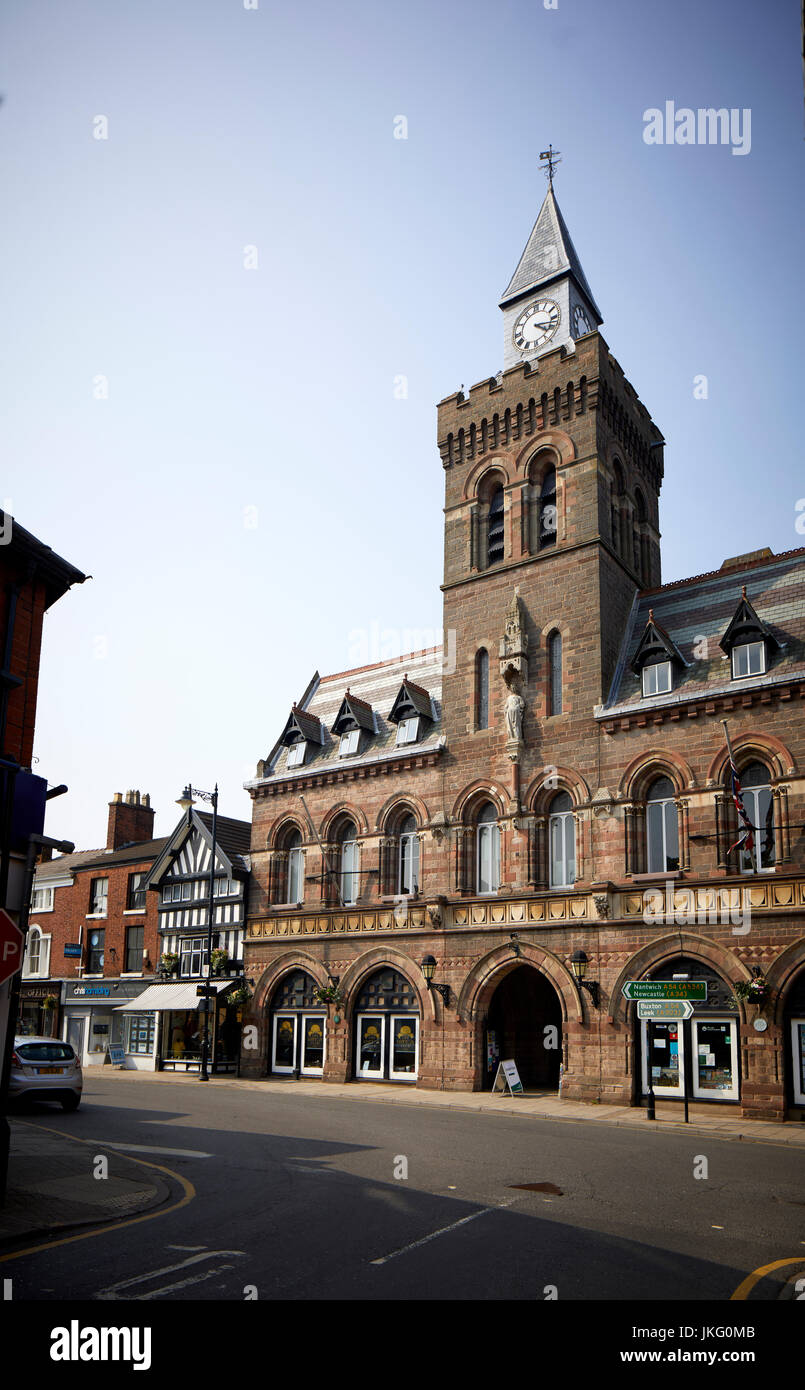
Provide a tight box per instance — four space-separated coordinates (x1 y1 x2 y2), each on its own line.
353 968 420 1082
483 965 562 1091
268 970 326 1077
638 957 740 1104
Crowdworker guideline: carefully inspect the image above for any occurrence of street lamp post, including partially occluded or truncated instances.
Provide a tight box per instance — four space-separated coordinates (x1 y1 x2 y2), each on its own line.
176 783 218 1082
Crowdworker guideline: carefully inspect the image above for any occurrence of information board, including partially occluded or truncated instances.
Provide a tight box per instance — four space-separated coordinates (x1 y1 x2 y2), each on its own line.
492 1058 524 1095
107 1045 126 1066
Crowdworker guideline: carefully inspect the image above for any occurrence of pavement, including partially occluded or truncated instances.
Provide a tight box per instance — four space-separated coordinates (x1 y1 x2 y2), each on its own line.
0 1118 174 1249
1 1068 803 1251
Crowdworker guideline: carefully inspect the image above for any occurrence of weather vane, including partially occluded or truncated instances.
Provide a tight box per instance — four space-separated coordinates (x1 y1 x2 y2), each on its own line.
539 145 561 189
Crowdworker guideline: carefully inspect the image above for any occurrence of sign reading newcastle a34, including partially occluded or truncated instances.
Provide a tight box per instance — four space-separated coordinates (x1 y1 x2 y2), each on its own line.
0 909 24 986
636 1000 694 1021
622 980 707 1002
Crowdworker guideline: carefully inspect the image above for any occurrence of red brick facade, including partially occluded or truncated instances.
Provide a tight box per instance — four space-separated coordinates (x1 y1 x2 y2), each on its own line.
241 234 805 1121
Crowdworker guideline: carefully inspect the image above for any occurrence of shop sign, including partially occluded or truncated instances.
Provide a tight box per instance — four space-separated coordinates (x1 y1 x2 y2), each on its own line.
64 944 83 958
71 986 111 998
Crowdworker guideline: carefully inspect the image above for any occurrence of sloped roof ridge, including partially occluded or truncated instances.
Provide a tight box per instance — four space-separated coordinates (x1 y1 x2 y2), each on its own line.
319 646 442 684
639 545 805 598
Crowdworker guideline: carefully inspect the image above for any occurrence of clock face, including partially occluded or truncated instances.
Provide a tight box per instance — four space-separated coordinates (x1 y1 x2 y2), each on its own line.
513 299 560 352
573 304 593 337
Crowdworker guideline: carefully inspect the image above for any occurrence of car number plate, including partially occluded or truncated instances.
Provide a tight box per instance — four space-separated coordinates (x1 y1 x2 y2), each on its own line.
38 1066 64 1074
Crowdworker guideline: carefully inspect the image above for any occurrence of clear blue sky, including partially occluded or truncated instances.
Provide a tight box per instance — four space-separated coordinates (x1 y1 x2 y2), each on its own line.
2 0 803 847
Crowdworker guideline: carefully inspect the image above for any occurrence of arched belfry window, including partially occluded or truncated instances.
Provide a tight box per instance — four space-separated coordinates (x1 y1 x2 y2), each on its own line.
475 648 489 729
539 468 557 549
487 486 504 566
548 630 562 716
611 460 625 556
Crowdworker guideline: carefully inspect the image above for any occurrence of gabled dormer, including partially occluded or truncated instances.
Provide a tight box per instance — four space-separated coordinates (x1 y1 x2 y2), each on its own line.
387 674 435 746
631 608 686 697
719 586 781 679
279 704 323 770
332 688 376 757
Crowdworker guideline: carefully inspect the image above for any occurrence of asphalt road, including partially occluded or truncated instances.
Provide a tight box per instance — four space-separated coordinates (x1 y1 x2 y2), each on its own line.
4 1074 804 1302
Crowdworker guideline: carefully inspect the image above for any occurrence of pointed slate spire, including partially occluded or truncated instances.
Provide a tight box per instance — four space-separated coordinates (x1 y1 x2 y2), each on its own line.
500 186 602 320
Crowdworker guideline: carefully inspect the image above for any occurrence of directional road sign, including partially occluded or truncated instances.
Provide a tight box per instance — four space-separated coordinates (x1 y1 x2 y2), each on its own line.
622 980 707 1001
637 1000 694 1021
0 909 24 986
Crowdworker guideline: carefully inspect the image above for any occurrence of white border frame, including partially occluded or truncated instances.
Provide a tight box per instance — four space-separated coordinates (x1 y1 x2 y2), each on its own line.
356 1013 385 1079
300 1013 326 1076
271 1013 297 1074
389 1014 419 1082
691 1017 739 1101
790 1018 805 1106
640 1019 685 1096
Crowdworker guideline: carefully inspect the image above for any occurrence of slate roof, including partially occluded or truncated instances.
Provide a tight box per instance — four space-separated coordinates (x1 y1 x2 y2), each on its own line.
195 812 251 870
33 849 107 884
77 838 170 872
500 187 603 319
601 548 805 715
252 647 444 785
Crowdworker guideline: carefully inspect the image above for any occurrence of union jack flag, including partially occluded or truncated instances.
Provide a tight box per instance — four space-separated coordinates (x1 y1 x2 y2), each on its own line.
728 756 755 857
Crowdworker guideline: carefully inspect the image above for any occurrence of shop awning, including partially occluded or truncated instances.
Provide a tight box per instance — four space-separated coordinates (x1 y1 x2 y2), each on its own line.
114 981 233 1012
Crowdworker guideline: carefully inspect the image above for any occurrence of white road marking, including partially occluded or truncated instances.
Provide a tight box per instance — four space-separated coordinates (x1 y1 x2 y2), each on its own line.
166 1244 207 1251
89 1140 214 1159
95 1250 245 1299
371 1200 514 1266
137 1264 238 1299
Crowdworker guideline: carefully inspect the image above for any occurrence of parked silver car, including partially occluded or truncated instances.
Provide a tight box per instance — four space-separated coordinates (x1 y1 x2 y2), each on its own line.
10 1036 83 1111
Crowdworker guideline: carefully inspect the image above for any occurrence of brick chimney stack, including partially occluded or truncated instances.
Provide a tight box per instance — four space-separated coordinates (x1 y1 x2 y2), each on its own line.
107 790 155 851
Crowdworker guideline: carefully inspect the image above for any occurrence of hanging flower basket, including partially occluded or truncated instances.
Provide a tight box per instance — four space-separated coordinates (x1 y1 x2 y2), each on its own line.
732 974 769 1009
227 983 252 1006
313 984 344 1007
211 948 230 977
159 952 179 977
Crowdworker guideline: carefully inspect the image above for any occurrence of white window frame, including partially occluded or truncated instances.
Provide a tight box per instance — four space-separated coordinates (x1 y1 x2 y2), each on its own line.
646 794 679 873
339 728 360 757
32 886 54 913
89 877 108 917
288 846 304 904
396 716 420 746
477 820 500 895
642 660 672 697
739 784 775 875
731 641 765 678
640 1019 685 1097
790 1019 805 1106
356 1014 386 1079
272 1014 298 1074
341 839 359 906
549 810 576 888
126 1012 156 1056
389 1015 419 1082
23 926 51 979
399 831 420 895
287 741 306 768
300 1013 326 1076
691 1018 739 1101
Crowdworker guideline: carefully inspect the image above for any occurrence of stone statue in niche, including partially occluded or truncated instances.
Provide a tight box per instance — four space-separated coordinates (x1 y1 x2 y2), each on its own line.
499 586 529 687
505 688 525 743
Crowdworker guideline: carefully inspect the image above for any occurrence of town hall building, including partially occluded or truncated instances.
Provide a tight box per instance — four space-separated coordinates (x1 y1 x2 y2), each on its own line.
241 163 805 1121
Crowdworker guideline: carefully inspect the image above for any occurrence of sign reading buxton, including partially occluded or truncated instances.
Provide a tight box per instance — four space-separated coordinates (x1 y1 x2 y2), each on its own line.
622 980 707 1002
636 1000 694 1020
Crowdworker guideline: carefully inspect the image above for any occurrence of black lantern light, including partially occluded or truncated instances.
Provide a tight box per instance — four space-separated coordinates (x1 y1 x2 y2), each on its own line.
570 949 600 1009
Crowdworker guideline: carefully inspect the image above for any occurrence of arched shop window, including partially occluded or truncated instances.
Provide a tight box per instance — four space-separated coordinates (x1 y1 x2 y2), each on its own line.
737 761 775 874
354 968 420 1083
269 970 326 1078
646 777 679 873
639 958 739 1105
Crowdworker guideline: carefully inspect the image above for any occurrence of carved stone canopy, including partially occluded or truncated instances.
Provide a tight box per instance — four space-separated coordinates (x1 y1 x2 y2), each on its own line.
499 587 529 688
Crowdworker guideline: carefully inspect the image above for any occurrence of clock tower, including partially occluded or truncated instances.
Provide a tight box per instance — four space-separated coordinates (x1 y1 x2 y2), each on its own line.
499 169 602 371
437 154 665 836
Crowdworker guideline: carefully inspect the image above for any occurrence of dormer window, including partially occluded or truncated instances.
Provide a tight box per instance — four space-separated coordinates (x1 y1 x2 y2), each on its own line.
287 740 306 768
731 641 765 679
631 608 685 699
396 716 420 746
642 660 672 697
720 585 778 681
339 729 360 757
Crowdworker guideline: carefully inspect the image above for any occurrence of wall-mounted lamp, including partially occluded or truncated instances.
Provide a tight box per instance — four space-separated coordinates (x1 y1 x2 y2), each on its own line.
420 955 450 1006
570 950 600 1009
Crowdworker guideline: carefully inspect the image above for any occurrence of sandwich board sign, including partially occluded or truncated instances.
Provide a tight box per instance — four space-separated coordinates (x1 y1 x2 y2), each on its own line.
107 1045 126 1066
492 1059 524 1095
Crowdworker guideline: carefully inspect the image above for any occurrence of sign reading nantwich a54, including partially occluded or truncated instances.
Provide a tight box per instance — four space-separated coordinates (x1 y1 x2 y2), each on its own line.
636 1000 694 1021
622 980 707 1001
